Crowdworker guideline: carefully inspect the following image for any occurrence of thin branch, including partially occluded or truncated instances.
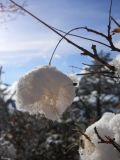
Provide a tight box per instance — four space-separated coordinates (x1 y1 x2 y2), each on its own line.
9 0 116 72
57 26 120 52
104 0 120 52
84 27 107 38
84 25 120 52
69 65 83 70
50 25 109 65
53 27 111 48
105 136 120 152
108 0 112 37
61 25 120 52
86 19 120 51
105 0 118 51
94 127 120 153
75 124 92 142
81 52 115 72
49 27 85 65
9 0 65 39
111 16 120 27
49 25 111 65
82 63 103 67
94 127 108 143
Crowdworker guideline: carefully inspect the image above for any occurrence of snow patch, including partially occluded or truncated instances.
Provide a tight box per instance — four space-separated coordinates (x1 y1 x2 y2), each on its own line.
79 112 120 160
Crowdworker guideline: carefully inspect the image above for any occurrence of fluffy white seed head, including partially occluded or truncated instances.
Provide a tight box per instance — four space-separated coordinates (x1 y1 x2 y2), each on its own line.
16 65 75 120
79 112 120 160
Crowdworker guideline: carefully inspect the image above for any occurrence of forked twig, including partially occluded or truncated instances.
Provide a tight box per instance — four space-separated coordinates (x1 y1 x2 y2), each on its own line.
94 127 120 152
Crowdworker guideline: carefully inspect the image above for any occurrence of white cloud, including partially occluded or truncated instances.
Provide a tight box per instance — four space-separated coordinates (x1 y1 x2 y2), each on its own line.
0 37 63 66
0 35 88 66
0 21 94 67
0 39 60 66
0 39 56 52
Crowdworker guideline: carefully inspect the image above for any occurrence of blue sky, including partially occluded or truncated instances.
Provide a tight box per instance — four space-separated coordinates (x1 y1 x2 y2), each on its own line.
0 0 120 84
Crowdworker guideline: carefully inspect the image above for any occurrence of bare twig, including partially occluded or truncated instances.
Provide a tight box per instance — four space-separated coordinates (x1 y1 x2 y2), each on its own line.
9 0 116 72
75 124 92 142
84 26 107 38
69 65 83 70
94 127 110 143
111 16 120 27
53 27 110 48
62 25 120 52
49 27 85 65
55 1 120 53
105 136 120 152
82 63 103 67
105 0 119 51
108 0 112 37
94 127 120 153
49 25 109 65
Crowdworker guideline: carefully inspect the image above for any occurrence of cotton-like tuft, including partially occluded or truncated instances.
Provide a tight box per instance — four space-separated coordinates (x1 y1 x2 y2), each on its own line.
79 112 120 160
16 65 75 120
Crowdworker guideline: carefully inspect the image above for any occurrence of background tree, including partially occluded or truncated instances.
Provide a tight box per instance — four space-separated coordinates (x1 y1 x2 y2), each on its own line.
75 51 120 124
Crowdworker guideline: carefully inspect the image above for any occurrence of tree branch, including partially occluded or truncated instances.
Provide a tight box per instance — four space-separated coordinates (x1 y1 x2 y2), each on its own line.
94 127 120 153
9 0 116 72
108 0 112 37
53 28 111 48
49 27 84 65
111 16 120 27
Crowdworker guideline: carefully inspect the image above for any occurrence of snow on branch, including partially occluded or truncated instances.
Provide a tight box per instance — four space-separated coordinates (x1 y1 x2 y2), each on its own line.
79 113 120 160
